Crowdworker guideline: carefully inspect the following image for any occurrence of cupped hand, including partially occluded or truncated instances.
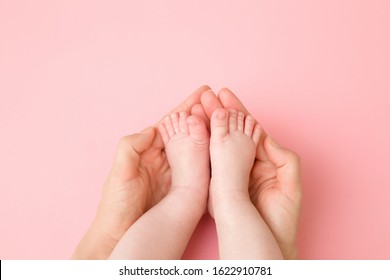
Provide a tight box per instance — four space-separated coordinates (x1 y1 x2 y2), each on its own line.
200 88 302 259
72 85 211 259
248 136 302 260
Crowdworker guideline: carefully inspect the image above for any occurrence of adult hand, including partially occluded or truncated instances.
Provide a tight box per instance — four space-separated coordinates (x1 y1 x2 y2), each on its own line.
72 85 212 259
200 88 302 259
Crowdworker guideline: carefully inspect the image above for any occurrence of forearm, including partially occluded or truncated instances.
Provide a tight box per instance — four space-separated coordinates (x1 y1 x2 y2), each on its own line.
109 188 206 259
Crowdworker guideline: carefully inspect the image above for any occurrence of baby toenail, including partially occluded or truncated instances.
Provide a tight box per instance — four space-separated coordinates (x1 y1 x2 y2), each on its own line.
187 118 199 126
216 111 227 119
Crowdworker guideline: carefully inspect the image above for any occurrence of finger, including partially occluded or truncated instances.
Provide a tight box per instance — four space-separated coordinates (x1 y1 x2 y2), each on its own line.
112 127 156 179
201 89 223 120
264 136 302 195
218 87 250 115
127 126 156 155
152 129 164 150
155 85 211 127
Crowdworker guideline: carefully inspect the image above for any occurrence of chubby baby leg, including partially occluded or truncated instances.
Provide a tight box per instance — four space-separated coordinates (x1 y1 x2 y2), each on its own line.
109 113 210 259
209 108 283 259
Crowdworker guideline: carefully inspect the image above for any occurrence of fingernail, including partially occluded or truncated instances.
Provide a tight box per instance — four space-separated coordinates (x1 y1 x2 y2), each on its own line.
202 89 216 99
268 136 280 147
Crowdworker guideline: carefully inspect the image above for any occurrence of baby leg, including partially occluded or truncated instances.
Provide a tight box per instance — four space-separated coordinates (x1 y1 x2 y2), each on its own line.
109 113 210 259
209 109 283 259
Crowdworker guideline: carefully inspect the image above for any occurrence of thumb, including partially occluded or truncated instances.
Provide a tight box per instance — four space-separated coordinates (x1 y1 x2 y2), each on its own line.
130 126 156 155
111 127 155 180
264 136 302 195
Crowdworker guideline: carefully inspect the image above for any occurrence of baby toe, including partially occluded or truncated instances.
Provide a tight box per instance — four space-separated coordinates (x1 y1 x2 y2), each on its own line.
187 115 209 144
211 108 229 139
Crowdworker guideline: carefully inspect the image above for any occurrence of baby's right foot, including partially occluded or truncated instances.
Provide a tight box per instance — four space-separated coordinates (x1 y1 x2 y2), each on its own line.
209 108 261 215
159 112 210 210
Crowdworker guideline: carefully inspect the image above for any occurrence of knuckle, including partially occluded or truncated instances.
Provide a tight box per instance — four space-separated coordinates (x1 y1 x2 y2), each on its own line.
287 150 301 164
117 135 133 151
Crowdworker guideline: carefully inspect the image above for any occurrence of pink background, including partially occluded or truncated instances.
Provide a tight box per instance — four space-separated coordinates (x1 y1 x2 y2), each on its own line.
1 0 389 259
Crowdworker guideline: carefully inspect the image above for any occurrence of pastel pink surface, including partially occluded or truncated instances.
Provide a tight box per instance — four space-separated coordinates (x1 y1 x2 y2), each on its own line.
1 0 389 259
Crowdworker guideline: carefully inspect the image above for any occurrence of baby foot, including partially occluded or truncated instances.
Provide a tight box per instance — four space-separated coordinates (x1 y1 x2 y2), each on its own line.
159 112 210 202
209 109 261 214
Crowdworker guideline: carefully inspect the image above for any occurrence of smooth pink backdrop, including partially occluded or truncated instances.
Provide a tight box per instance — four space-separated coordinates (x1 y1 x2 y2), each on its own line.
1 0 389 259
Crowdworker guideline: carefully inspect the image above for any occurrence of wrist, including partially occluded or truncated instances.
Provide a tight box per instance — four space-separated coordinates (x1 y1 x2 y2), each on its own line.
211 188 250 208
72 219 118 259
281 243 299 260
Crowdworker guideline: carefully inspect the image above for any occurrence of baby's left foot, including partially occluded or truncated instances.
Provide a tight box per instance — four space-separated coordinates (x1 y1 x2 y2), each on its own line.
208 108 261 215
